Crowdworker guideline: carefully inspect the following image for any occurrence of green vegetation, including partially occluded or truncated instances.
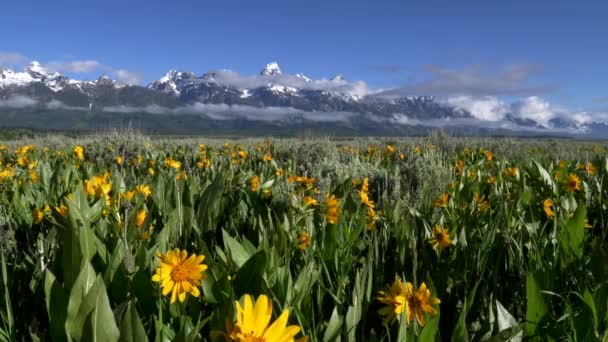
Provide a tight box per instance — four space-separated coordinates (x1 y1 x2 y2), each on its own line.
0 133 606 341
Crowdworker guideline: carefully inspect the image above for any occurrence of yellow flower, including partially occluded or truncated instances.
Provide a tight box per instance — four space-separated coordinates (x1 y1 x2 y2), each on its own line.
366 207 377 230
428 225 451 251
399 153 405 160
141 225 154 240
432 193 449 208
135 184 152 199
473 193 490 212
73 146 84 160
121 190 136 201
504 167 518 177
385 145 395 154
250 176 259 192
238 151 248 159
32 208 44 224
585 162 595 175
163 158 181 170
263 153 272 161
54 204 68 217
176 171 187 181
482 149 493 161
584 219 592 230
543 198 555 219
455 160 463 176
358 190 375 208
135 209 146 228
563 173 580 192
28 170 38 182
360 177 369 193
303 196 318 206
148 167 155 175
298 231 311 251
276 168 284 177
407 282 441 327
377 275 407 325
229 294 306 342
151 248 207 304
115 156 123 165
325 193 340 224
486 176 496 185
0 169 14 181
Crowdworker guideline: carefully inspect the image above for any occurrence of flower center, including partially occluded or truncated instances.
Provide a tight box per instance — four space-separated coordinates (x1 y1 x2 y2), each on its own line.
436 233 445 242
170 264 190 282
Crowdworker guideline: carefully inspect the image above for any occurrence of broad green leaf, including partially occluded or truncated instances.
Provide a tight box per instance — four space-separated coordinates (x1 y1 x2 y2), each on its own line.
323 306 342 342
558 204 586 268
233 250 266 297
118 302 147 342
525 272 548 336
222 230 251 268
44 270 68 342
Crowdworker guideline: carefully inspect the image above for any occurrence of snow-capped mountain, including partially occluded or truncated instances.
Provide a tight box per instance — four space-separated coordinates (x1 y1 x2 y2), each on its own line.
260 61 282 76
0 61 598 135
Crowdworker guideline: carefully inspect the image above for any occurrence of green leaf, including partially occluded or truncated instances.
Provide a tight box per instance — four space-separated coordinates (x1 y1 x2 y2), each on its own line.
525 272 548 336
44 270 68 342
451 278 481 342
323 306 342 342
68 276 120 342
558 204 586 268
118 302 147 342
533 160 556 194
233 250 266 297
222 230 251 268
65 261 97 338
575 289 598 341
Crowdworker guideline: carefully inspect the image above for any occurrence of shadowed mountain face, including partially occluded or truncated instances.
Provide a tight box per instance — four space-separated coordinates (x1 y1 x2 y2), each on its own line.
0 61 604 137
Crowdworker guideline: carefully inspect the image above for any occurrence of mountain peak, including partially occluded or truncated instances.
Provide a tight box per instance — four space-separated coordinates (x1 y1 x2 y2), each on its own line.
26 61 58 79
260 62 282 76
331 74 345 82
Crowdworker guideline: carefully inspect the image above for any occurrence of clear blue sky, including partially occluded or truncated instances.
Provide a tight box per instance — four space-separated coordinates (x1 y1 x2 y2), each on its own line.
2 0 608 110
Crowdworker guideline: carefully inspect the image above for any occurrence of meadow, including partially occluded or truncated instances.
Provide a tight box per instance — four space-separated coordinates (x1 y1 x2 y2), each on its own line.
0 131 606 341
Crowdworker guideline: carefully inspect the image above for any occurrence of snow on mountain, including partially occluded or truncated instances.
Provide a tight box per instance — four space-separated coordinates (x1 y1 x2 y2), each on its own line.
0 68 36 88
26 61 61 80
331 74 345 82
295 73 312 83
260 61 282 76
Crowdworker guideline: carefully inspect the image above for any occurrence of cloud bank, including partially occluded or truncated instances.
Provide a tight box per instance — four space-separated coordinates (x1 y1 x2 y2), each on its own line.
379 64 554 99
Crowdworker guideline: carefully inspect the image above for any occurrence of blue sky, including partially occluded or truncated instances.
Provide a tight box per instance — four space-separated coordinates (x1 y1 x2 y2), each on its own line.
2 0 608 114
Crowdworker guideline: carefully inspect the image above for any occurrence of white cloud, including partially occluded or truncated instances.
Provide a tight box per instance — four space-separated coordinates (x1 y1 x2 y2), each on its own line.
0 95 37 108
103 102 357 123
46 60 103 73
0 52 29 68
443 96 507 121
113 69 141 85
509 96 554 127
46 99 89 111
378 64 554 98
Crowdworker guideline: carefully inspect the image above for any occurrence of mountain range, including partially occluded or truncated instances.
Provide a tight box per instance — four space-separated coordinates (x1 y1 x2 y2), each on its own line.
0 61 606 137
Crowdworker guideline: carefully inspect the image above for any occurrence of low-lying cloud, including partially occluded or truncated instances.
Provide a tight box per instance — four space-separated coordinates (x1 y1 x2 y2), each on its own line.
0 95 38 108
103 103 357 123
